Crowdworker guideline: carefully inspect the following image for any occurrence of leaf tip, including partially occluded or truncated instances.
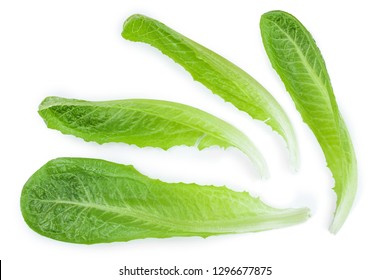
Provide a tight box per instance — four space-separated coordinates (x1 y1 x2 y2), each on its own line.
122 14 149 40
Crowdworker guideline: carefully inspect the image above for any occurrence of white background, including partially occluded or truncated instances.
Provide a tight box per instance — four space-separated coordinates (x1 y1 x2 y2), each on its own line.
1 0 389 279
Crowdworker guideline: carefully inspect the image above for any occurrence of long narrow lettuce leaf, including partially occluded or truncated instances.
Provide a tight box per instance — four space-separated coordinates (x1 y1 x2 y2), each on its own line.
39 96 268 177
21 157 310 244
121 14 299 169
260 10 357 233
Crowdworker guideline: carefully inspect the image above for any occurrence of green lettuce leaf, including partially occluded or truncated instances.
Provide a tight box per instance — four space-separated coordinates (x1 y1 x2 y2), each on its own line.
39 96 268 177
260 10 357 233
20 157 310 244
121 14 299 169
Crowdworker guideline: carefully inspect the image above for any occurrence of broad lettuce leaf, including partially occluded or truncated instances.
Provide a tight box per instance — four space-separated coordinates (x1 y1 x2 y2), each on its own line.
21 157 310 244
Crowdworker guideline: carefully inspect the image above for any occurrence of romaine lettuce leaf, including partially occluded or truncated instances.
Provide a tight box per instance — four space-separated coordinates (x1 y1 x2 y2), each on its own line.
21 157 310 244
39 96 268 177
260 10 357 233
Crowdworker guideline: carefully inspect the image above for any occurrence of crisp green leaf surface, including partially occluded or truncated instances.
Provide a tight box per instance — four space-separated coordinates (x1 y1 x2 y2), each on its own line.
21 158 310 244
121 14 299 169
260 10 357 233
39 97 268 177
